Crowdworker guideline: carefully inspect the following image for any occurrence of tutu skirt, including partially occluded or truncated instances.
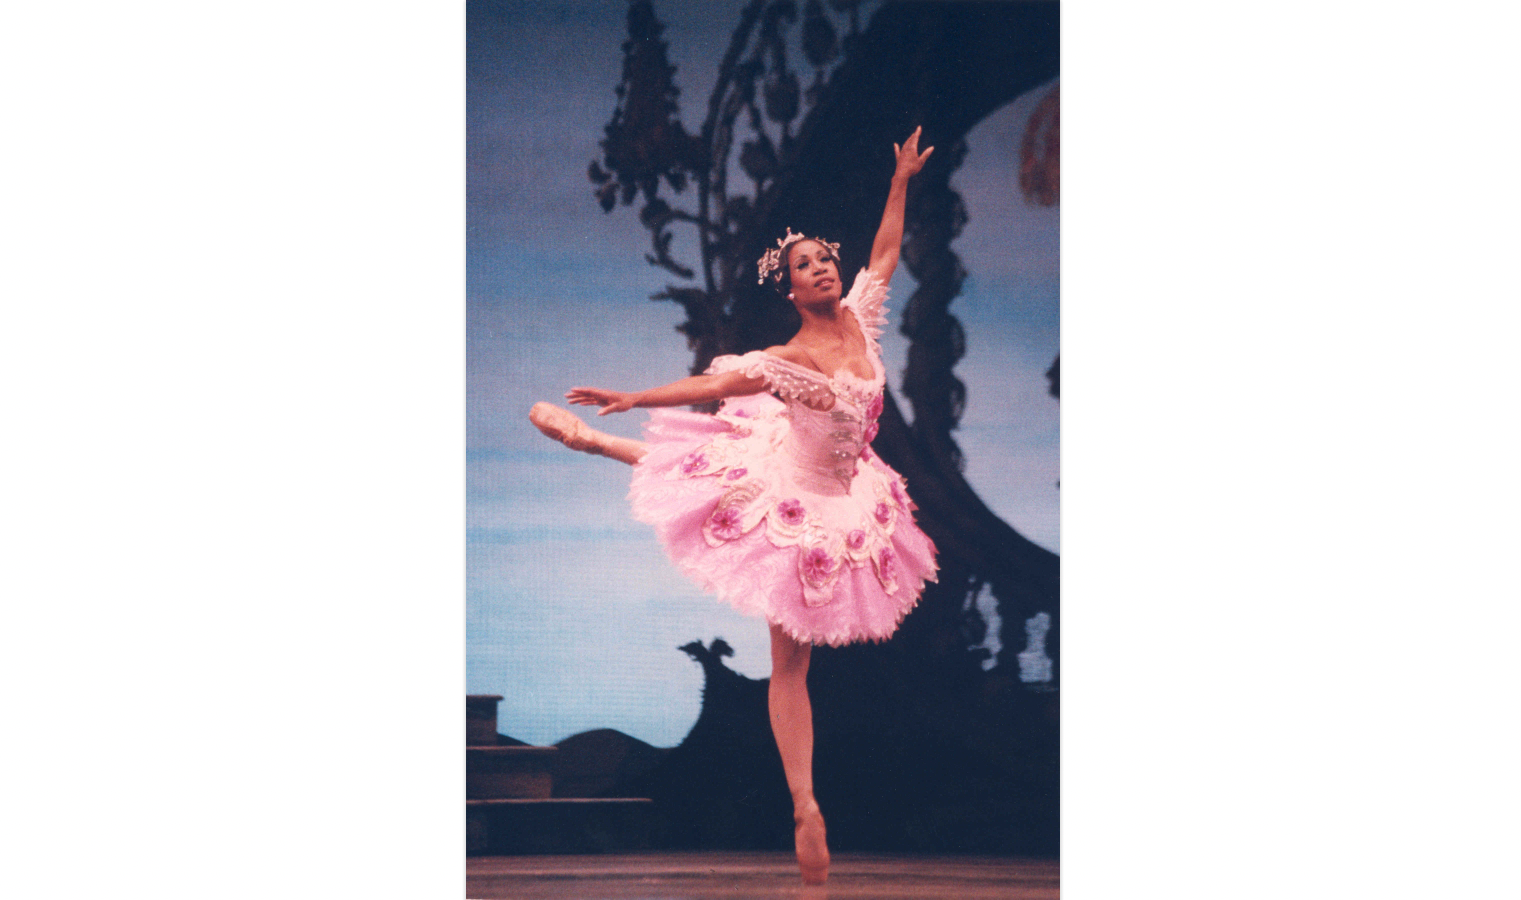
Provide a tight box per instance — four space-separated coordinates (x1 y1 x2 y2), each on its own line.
628 392 937 647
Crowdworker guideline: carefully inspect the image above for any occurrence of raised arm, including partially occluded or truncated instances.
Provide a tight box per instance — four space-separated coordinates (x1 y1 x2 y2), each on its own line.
566 368 767 416
867 127 934 285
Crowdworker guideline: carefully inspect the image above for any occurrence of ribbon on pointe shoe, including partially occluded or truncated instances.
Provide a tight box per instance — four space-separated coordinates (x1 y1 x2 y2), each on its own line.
794 800 829 885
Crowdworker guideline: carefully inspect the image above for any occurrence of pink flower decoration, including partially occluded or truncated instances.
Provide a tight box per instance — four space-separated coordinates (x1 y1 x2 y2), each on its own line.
890 480 909 508
801 547 836 583
878 546 896 574
726 467 748 481
874 502 892 524
707 505 744 541
866 393 883 421
778 499 806 526
863 420 879 444
846 529 867 551
680 451 709 476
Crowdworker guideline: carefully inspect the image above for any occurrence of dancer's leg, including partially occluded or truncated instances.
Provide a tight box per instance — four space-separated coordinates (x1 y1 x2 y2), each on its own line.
529 402 647 465
769 622 828 885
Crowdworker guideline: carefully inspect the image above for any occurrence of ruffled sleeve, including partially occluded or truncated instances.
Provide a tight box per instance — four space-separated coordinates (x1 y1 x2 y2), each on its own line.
840 269 889 344
706 350 834 408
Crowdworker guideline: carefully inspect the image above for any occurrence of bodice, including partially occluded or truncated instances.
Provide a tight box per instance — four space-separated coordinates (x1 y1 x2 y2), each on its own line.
705 268 892 497
783 401 868 496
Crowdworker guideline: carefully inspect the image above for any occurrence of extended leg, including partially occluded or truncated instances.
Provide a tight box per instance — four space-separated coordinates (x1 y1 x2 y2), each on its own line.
529 402 647 465
769 622 829 885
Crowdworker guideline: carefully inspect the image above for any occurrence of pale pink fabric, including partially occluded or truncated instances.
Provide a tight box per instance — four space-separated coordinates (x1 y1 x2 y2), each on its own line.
628 271 938 646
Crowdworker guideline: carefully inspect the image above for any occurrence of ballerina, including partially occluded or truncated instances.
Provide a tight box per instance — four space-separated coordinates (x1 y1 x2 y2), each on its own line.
530 127 938 885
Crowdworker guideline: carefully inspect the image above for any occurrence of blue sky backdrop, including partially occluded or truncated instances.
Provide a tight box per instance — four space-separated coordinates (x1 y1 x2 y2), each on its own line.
467 0 1058 747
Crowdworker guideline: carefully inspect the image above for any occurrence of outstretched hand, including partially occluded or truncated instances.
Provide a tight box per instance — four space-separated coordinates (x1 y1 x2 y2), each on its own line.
892 126 934 181
566 386 636 415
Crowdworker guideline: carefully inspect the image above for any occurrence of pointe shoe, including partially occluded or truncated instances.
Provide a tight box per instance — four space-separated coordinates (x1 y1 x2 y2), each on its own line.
794 800 830 885
529 402 600 454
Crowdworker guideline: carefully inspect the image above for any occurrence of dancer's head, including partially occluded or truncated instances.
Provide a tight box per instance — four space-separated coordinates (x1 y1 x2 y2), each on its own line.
758 228 841 307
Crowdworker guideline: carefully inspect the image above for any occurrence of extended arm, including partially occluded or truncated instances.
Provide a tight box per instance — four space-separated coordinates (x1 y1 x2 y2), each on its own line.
867 127 934 285
566 368 768 416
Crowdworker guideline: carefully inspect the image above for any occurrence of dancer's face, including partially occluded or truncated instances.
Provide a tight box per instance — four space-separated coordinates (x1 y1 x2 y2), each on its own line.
785 240 841 307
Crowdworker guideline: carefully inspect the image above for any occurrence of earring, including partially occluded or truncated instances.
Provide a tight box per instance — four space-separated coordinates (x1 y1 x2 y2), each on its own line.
788 293 795 300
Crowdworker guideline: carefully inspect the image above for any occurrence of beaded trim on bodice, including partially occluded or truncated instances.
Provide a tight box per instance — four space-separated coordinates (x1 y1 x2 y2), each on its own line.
737 350 883 412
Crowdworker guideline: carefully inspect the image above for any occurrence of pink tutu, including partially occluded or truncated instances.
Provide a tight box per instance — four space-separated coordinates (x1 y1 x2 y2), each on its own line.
627 271 938 646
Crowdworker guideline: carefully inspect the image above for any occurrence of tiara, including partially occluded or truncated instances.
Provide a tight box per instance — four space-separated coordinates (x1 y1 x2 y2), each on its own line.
757 228 841 284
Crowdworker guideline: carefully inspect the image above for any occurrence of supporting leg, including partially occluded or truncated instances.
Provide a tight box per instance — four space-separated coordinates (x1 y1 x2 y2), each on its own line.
769 623 829 885
529 402 647 465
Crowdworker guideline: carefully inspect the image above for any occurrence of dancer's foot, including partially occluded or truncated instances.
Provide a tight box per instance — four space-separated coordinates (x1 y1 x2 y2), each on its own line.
530 402 601 455
794 795 830 885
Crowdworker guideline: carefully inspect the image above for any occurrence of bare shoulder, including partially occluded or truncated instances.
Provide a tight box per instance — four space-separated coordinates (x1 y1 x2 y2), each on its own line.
764 343 810 366
840 305 863 334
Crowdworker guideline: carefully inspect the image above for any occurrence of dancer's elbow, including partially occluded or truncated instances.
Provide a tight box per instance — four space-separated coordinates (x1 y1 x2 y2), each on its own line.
712 370 768 400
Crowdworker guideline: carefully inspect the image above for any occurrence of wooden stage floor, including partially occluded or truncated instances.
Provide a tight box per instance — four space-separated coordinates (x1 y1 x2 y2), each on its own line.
466 852 1059 899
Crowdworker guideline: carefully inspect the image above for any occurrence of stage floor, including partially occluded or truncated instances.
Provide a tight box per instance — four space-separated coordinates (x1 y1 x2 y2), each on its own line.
466 851 1059 899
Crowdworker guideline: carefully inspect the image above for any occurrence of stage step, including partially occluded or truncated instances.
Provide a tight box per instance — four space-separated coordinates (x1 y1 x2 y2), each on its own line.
466 798 659 856
466 694 505 746
467 695 660 852
467 745 557 800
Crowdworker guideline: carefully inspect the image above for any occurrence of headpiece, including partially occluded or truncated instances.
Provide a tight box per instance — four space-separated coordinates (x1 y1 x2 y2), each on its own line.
757 228 841 285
